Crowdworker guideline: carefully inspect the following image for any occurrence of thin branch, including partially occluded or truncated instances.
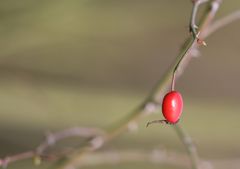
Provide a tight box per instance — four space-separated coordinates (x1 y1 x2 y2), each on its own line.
36 127 105 154
78 149 213 169
206 10 240 36
64 148 240 169
0 127 105 168
2 1 239 169
68 149 240 169
80 149 192 168
0 151 34 169
59 1 223 169
174 124 200 169
190 0 209 38
173 0 216 85
171 1 221 169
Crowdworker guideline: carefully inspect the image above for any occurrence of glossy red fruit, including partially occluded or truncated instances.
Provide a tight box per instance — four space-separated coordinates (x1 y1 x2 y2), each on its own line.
162 91 183 123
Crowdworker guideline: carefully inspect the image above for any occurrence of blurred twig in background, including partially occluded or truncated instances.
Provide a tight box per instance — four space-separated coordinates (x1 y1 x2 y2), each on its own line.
75 149 212 169
206 10 240 36
59 1 222 169
0 127 105 168
1 0 240 169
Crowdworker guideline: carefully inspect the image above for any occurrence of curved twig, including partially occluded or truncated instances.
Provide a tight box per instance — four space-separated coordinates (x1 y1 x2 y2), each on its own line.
59 1 222 169
2 1 240 169
206 10 240 36
0 127 105 168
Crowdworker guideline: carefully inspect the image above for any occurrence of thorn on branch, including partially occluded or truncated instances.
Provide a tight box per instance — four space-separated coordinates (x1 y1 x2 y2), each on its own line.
196 31 207 46
143 102 157 115
90 136 104 149
197 38 207 46
127 121 139 132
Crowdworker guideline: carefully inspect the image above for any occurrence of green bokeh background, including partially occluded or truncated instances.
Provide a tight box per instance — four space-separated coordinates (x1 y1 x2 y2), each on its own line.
0 1 239 169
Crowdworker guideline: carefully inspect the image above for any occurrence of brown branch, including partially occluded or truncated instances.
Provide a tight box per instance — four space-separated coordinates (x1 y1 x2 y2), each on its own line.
58 1 223 169
0 151 34 168
0 127 105 168
78 149 213 169
36 127 105 154
173 2 221 169
69 149 240 169
2 1 240 169
80 149 193 168
206 10 240 36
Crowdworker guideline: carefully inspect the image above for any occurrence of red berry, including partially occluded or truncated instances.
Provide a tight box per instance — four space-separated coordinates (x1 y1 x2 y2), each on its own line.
162 91 183 123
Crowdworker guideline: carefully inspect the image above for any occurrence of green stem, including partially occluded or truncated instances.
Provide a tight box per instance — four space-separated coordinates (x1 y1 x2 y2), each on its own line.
190 0 209 38
58 1 221 169
174 124 199 169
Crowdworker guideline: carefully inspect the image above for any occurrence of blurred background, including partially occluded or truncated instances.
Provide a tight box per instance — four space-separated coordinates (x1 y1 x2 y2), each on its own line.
0 0 240 169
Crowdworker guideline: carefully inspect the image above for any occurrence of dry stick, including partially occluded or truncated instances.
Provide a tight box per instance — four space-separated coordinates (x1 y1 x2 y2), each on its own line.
0 152 34 169
59 1 222 169
36 127 105 154
0 127 105 168
66 149 240 169
79 149 192 168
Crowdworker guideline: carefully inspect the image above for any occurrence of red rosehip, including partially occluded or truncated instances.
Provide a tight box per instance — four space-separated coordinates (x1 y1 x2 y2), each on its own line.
162 91 183 123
